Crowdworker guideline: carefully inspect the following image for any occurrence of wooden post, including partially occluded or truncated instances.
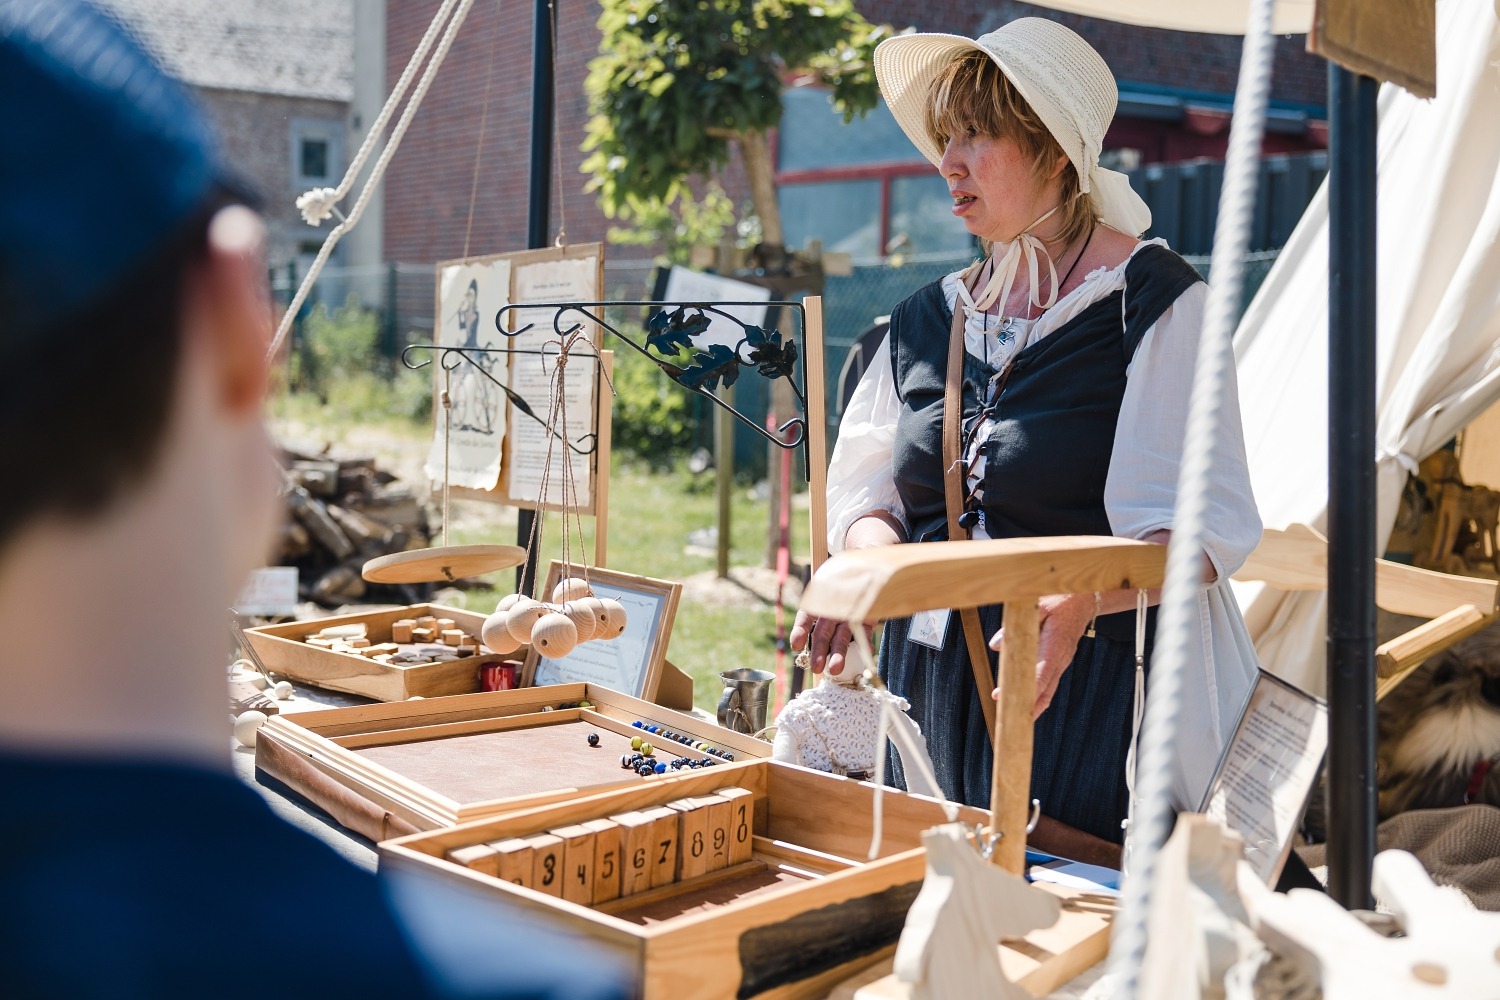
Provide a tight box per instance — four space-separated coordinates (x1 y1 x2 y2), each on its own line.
992 599 1038 875
715 384 734 579
804 296 829 574
593 350 614 568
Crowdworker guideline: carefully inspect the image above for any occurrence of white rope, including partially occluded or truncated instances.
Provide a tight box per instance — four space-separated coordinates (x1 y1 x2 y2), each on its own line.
267 0 481 363
1106 0 1277 994
297 0 464 226
1120 588 1149 876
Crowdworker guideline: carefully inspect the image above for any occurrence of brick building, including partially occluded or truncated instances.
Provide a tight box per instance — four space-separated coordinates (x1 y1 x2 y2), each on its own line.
97 0 354 273
378 0 1327 268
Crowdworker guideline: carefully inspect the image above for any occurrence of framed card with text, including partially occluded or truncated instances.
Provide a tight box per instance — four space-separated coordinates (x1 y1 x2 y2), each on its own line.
521 562 681 702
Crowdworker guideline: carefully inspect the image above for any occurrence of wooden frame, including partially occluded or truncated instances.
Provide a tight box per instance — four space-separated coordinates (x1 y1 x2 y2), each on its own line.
242 603 504 702
431 244 612 565
381 759 1025 999
521 562 681 702
254 683 771 839
1233 523 1500 698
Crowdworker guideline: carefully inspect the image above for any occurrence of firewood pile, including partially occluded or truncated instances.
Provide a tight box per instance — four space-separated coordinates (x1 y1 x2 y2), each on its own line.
275 445 437 607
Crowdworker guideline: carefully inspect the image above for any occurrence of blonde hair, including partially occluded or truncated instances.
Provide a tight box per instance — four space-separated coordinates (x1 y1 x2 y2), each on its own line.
924 50 1096 251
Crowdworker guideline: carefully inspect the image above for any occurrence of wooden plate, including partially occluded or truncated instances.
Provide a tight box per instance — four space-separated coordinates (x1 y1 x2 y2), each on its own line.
362 544 526 584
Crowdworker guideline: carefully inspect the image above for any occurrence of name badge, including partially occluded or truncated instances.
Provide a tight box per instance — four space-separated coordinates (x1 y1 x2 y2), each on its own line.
909 608 951 650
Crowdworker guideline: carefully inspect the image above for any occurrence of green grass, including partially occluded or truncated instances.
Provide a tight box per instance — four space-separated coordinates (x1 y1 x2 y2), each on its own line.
452 461 810 714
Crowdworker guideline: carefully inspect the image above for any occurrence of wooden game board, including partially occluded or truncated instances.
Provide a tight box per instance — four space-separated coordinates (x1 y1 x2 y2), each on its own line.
380 760 995 1000
254 683 771 841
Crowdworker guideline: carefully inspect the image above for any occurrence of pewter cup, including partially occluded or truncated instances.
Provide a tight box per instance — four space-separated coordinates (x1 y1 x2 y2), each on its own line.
717 668 775 735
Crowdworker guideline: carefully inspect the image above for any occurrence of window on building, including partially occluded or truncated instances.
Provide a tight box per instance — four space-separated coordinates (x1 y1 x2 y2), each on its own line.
300 138 330 180
776 90 974 262
289 119 343 193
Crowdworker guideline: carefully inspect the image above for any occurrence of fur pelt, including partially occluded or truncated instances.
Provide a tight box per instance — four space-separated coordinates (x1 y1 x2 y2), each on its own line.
1378 625 1500 818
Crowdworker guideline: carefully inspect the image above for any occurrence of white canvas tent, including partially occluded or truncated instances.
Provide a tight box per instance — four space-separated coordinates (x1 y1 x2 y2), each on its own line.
1231 0 1500 697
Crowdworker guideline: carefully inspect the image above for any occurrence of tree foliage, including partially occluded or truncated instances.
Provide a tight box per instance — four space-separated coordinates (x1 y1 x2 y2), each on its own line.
582 0 888 224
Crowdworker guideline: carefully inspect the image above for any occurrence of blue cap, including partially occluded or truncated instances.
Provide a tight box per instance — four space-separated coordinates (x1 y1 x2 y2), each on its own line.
1 0 225 341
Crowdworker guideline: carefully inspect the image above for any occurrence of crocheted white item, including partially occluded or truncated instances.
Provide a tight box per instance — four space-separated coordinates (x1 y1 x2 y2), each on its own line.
772 675 914 777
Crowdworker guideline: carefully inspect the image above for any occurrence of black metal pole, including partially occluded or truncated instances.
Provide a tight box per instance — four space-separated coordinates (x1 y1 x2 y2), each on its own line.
516 0 555 596
1325 62 1379 912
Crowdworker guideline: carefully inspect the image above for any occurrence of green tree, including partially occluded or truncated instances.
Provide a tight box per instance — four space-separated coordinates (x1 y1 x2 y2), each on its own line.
582 0 889 253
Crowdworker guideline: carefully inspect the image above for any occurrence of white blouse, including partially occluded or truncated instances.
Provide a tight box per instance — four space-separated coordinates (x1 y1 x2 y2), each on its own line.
824 239 1265 811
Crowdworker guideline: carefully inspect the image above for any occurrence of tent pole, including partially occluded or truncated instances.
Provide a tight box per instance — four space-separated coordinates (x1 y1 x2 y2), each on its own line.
1325 62 1379 912
516 0 556 596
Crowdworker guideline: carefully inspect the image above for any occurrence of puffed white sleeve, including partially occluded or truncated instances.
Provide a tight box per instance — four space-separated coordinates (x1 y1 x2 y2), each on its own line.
1104 280 1262 579
825 333 906 554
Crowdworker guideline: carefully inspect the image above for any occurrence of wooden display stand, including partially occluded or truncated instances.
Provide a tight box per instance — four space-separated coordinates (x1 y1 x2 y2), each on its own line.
254 683 771 841
381 760 997 1000
243 603 505 702
798 536 1169 996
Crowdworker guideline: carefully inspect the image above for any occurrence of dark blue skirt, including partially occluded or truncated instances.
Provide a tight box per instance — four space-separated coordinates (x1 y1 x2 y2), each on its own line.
880 604 1146 845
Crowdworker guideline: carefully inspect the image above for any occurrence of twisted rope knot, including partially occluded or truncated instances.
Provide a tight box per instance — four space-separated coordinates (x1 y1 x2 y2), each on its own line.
295 187 342 226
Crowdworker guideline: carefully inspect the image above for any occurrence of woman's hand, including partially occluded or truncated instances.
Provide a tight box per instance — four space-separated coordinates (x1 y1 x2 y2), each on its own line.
790 511 904 676
988 592 1094 719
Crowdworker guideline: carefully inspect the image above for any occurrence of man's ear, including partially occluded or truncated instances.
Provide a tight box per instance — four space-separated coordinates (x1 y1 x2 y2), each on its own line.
199 206 271 417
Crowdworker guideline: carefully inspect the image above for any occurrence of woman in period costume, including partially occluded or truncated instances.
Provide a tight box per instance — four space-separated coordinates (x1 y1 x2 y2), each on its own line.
792 19 1262 861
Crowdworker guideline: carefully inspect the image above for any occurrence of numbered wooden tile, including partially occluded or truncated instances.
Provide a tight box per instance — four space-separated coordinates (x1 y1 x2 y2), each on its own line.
665 798 710 882
549 825 597 906
445 842 500 875
718 787 756 865
527 833 564 897
488 837 534 888
694 793 734 873
640 805 682 888
582 818 623 905
610 811 655 897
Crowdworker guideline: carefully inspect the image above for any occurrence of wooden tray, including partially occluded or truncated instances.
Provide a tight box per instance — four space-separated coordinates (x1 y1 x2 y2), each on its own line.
243 603 509 702
254 683 772 839
380 760 995 1000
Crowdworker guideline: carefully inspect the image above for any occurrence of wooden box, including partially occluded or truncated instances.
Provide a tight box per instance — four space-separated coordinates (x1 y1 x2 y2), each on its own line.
254 683 772 840
243 603 507 702
380 760 991 1000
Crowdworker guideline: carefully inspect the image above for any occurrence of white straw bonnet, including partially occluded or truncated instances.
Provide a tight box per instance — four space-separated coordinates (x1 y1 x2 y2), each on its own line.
874 18 1152 237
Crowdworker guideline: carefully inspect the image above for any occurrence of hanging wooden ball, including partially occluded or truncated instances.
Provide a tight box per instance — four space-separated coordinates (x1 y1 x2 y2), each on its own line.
495 592 524 614
234 710 268 748
505 603 548 643
272 681 294 700
595 598 628 639
481 611 523 653
562 602 598 642
531 612 579 658
552 577 594 604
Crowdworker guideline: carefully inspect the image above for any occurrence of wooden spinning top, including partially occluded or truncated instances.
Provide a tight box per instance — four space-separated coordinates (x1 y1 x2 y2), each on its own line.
361 544 526 585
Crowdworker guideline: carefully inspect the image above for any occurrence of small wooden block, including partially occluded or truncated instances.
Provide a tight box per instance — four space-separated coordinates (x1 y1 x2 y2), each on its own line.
610 811 655 897
318 623 366 640
695 793 734 873
582 818 622 905
639 803 681 893
435 618 456 632
347 637 372 649
718 787 756 866
371 654 393 664
391 620 415 643
550 824 597 906
446 842 500 875
665 798 709 882
527 833 564 897
411 628 434 643
456 644 477 657
488 837 533 888
304 636 336 648
415 616 438 629
441 629 466 646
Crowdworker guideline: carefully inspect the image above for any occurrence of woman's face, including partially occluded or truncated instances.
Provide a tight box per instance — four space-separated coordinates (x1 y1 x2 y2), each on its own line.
939 128 1060 243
